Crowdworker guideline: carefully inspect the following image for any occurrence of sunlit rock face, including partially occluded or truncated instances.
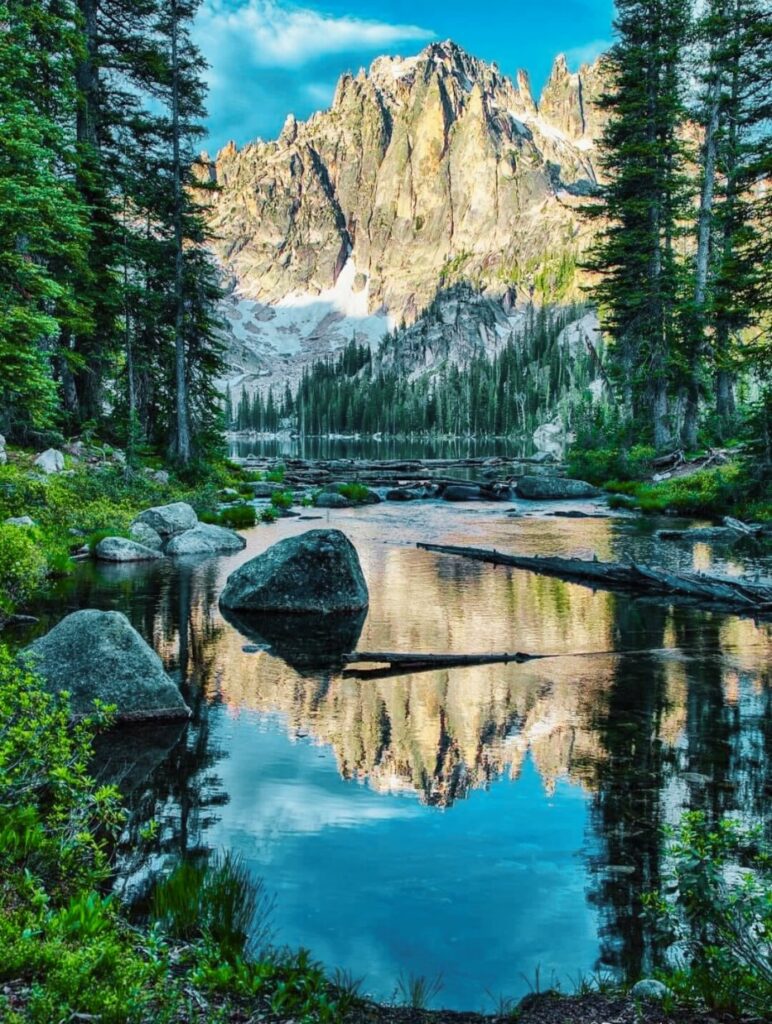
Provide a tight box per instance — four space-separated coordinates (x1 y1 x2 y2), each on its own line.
204 40 609 391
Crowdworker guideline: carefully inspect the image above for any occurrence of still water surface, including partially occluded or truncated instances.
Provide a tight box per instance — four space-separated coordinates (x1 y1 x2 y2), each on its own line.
26 492 771 1010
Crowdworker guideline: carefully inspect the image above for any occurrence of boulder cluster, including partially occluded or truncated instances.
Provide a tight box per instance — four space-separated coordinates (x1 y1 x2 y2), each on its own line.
95 502 246 562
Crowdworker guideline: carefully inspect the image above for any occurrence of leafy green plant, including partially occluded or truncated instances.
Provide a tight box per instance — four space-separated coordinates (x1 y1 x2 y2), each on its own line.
643 811 771 1015
0 522 46 614
265 464 285 483
269 489 293 510
259 506 278 523
218 504 256 528
338 482 372 503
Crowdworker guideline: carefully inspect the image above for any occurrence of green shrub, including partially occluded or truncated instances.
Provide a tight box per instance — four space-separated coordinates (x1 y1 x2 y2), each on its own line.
567 444 655 485
265 465 285 483
0 524 47 614
259 506 278 524
338 482 371 503
269 489 293 510
218 504 256 528
644 811 771 1015
0 648 122 889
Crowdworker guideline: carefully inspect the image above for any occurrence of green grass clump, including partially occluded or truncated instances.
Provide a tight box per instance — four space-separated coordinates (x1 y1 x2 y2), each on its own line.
605 463 749 517
259 506 278 523
338 482 372 503
265 464 285 483
269 489 293 510
218 504 256 528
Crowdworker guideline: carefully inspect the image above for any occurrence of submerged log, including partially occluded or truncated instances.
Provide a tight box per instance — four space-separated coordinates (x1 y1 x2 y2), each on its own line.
341 649 541 680
416 542 772 613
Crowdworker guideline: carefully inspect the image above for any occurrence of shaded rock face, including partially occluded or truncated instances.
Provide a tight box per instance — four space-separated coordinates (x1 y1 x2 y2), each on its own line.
219 528 369 614
516 476 599 500
165 523 246 556
133 502 198 537
222 607 366 671
206 40 608 373
21 609 191 722
129 521 164 550
95 536 164 562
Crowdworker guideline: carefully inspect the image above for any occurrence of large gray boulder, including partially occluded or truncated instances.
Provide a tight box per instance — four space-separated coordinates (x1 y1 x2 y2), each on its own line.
515 475 599 500
0 434 6 466
129 521 164 550
34 448 64 474
166 523 246 556
95 536 163 562
133 501 197 537
4 515 35 527
21 610 190 722
219 528 368 613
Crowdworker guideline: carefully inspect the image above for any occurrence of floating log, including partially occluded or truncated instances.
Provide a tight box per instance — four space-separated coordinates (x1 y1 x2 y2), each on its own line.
416 542 772 614
341 649 541 680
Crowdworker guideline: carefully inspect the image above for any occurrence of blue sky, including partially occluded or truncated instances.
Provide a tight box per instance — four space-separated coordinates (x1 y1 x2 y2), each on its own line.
193 0 615 154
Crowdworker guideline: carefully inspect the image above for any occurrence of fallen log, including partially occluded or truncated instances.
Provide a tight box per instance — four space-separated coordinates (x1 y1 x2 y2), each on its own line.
416 542 772 614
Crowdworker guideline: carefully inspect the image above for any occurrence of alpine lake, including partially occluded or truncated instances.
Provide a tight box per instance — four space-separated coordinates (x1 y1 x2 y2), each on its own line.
20 441 772 1012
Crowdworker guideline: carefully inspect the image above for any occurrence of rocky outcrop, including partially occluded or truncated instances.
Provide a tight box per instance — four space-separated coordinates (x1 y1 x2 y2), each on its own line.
133 502 198 537
129 521 164 550
219 528 369 613
21 610 190 722
165 523 246 556
95 537 164 562
516 476 599 499
34 449 64 474
205 40 608 393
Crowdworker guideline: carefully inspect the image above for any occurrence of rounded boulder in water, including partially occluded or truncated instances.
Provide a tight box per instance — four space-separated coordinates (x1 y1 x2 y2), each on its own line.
219 528 369 614
20 609 190 723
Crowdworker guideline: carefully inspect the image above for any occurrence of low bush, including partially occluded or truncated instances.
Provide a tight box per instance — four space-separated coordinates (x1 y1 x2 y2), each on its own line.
218 504 256 528
644 811 771 1016
0 524 47 615
338 482 372 503
259 506 278 523
264 465 285 483
269 489 293 510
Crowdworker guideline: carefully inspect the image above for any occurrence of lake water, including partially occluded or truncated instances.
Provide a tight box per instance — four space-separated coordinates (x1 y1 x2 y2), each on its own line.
24 486 771 1011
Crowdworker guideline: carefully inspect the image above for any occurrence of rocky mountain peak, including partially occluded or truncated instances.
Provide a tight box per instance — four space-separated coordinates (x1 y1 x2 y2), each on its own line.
205 40 609 390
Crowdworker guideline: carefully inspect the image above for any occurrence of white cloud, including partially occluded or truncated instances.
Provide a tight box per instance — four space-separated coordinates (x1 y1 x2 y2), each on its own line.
194 0 434 149
196 0 434 69
562 38 611 70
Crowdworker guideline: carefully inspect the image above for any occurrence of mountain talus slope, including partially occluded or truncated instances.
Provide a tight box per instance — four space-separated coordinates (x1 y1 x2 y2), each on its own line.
205 40 607 391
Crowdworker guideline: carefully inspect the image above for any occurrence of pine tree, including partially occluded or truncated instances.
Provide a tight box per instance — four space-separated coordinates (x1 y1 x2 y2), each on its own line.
587 0 691 449
0 1 88 435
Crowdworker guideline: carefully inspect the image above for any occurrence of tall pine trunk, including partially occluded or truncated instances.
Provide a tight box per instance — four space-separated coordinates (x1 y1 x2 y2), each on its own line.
682 66 722 448
170 0 191 464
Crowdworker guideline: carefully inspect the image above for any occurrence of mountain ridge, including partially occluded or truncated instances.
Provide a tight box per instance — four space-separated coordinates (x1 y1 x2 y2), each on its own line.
204 39 608 395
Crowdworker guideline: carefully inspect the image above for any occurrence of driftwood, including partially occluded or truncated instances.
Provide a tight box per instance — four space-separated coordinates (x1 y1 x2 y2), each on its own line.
416 542 772 614
655 517 767 544
341 643 738 680
342 649 542 678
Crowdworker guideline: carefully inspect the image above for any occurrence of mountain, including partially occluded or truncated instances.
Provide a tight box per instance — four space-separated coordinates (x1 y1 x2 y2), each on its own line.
203 40 607 396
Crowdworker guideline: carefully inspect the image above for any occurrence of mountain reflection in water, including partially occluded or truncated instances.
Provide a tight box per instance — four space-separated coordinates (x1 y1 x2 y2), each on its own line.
28 501 772 1010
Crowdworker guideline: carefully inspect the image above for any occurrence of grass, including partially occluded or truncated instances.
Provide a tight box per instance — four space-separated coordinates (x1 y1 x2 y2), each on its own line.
338 482 373 503
605 462 767 518
217 504 257 528
269 489 294 510
394 971 444 1009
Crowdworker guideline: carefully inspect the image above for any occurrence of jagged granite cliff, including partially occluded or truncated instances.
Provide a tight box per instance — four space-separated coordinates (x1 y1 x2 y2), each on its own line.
205 41 606 393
